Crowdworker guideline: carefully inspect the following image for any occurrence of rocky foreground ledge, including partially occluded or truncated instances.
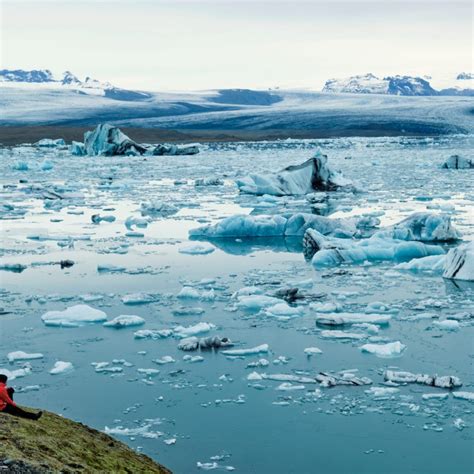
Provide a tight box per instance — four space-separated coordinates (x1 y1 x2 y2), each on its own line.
0 409 171 473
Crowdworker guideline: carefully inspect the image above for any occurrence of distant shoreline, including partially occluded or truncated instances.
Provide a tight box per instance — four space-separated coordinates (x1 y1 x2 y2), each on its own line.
0 126 457 146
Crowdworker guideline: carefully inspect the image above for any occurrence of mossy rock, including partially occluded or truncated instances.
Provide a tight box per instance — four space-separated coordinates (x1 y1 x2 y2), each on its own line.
0 408 171 473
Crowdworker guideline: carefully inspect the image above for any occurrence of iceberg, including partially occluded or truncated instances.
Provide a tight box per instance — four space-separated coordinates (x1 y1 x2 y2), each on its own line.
395 254 446 273
221 344 269 356
177 336 233 351
190 213 361 239
442 241 474 281
315 312 391 326
84 124 147 156
236 295 281 310
179 243 215 255
70 141 86 156
236 150 352 195
49 361 74 375
388 213 461 242
103 315 145 328
7 351 44 362
173 322 216 338
35 138 66 147
41 304 107 327
152 144 199 156
384 370 462 389
315 371 372 387
442 155 474 169
307 229 445 268
360 341 406 358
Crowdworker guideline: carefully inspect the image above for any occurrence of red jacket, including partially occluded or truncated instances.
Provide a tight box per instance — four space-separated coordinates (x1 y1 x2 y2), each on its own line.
0 382 16 411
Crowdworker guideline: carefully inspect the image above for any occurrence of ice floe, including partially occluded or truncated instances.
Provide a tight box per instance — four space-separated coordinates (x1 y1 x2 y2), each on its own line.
41 304 107 327
49 361 74 375
221 344 269 356
360 341 406 358
315 312 391 326
103 315 145 328
7 351 44 362
179 243 216 255
384 370 462 389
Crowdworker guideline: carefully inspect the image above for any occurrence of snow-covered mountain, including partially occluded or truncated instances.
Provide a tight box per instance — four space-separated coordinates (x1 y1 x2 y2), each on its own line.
322 73 473 96
0 69 151 101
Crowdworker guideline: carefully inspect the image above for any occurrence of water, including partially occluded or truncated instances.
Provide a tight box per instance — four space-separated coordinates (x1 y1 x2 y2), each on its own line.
1 136 473 473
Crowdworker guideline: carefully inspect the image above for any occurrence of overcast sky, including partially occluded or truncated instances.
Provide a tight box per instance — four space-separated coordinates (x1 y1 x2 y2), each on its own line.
1 1 472 91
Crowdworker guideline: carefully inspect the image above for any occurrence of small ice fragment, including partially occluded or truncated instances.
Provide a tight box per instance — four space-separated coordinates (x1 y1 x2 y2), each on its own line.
49 361 74 375
221 344 269 356
7 351 44 362
103 315 145 328
360 341 406 358
304 347 323 356
179 243 215 255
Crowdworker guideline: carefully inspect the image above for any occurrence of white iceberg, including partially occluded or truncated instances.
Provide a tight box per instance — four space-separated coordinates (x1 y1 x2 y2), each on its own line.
70 141 86 156
360 341 406 358
152 144 199 156
395 254 446 273
315 312 391 326
443 241 474 281
49 361 74 375
236 295 281 310
304 347 323 356
384 370 462 389
442 154 474 169
452 391 474 402
0 367 31 380
320 330 365 340
35 138 66 147
7 351 44 362
173 322 216 339
221 344 269 356
103 315 145 328
41 304 107 327
236 150 352 196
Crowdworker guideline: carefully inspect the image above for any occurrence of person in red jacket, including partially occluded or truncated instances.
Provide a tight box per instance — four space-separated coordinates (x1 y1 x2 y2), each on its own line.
0 374 42 420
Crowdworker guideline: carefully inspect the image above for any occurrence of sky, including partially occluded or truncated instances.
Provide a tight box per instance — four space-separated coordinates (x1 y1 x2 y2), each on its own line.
1 0 472 91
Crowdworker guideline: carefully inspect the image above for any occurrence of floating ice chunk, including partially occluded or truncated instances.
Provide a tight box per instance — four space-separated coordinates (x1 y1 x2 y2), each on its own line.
197 462 219 470
125 216 150 230
315 312 391 326
264 302 303 319
365 387 399 397
195 178 224 186
360 341 406 358
276 382 306 391
140 200 178 217
164 438 177 445
153 144 199 156
103 315 145 328
71 141 86 156
246 358 269 368
190 213 359 239
320 330 365 340
443 241 474 281
422 393 449 401
97 264 127 273
84 124 147 156
92 214 116 224
237 295 280 310
41 304 107 327
433 319 460 331
395 254 446 273
177 287 201 299
174 322 216 339
247 371 263 381
236 150 351 196
153 356 175 365
315 371 372 387
304 347 323 356
49 361 74 375
7 351 44 362
453 418 467 431
12 161 29 171
121 293 157 305
40 160 54 171
178 337 199 351
134 329 173 339
307 229 444 268
0 367 31 380
104 419 163 439
389 213 461 242
442 154 474 169
35 138 66 147
231 286 263 299
221 344 269 356
261 373 316 384
309 302 341 313
179 243 215 255
183 355 204 363
384 370 462 389
452 392 474 402
172 306 205 316
0 263 27 273
137 368 160 377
